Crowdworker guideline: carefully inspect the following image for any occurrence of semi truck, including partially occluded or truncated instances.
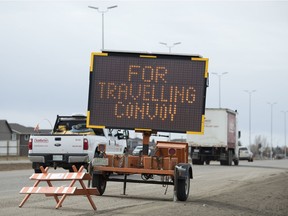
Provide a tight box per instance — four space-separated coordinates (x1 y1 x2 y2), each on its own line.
187 108 240 166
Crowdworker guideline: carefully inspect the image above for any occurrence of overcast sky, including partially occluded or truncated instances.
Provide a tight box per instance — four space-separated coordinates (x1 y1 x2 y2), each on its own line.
1 0 288 147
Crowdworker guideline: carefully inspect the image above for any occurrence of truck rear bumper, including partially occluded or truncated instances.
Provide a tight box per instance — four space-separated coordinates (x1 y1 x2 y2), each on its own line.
68 155 89 163
28 155 45 163
28 154 89 164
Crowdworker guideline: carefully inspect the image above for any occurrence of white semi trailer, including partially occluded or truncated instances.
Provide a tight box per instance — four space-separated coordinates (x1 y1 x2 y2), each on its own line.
187 108 240 166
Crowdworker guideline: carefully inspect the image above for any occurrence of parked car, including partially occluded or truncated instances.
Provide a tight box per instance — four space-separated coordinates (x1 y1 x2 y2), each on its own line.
132 146 151 156
239 147 253 162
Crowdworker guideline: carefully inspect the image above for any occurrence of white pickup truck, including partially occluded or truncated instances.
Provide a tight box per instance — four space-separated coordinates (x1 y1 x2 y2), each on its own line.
28 115 128 172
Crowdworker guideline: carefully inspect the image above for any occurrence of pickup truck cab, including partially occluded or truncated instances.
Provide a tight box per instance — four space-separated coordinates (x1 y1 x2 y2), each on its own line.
28 115 128 172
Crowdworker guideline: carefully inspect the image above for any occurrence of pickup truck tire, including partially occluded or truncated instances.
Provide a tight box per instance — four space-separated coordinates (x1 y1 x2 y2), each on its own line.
92 174 107 195
34 168 42 173
32 162 46 173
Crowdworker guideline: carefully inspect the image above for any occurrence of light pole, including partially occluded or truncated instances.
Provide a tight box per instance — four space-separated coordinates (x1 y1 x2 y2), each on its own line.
211 72 228 108
268 102 277 160
88 5 118 50
159 42 181 53
281 111 288 158
244 90 256 147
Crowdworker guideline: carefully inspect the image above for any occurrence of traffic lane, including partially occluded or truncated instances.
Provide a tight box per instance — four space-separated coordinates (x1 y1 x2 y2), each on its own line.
0 169 32 197
0 160 287 216
192 159 288 198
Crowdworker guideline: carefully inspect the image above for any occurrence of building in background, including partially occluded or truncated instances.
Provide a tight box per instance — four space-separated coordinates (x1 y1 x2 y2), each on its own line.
0 120 50 156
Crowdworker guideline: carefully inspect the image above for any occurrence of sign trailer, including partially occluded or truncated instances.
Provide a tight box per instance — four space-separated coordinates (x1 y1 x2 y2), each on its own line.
87 50 209 201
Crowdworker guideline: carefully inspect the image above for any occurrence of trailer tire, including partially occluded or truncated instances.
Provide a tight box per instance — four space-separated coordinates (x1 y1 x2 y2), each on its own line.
175 165 191 201
92 174 106 195
176 175 190 201
205 160 210 165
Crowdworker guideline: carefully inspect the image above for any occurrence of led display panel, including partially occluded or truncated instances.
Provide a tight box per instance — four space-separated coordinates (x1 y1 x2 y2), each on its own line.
87 51 208 134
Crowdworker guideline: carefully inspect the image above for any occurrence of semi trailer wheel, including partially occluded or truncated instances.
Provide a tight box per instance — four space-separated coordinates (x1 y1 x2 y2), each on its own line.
228 150 233 166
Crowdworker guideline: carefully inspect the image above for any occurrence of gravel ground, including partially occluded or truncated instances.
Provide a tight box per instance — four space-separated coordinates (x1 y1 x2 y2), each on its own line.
1 158 287 216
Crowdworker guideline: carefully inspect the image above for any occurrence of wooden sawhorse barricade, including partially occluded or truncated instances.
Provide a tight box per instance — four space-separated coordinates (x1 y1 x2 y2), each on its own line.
19 165 99 210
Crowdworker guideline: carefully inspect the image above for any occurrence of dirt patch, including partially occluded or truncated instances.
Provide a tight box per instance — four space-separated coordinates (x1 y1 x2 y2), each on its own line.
191 171 288 216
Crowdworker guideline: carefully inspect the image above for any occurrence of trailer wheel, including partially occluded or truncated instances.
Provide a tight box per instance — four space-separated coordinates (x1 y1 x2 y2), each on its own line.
205 160 210 165
175 165 190 201
92 174 106 195
176 174 190 201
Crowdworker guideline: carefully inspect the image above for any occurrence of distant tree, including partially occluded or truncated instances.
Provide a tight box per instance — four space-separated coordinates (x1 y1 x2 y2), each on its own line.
251 135 269 159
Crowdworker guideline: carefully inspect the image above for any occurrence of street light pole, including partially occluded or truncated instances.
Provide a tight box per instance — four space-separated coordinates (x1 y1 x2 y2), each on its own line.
281 111 288 158
268 102 277 160
244 90 256 147
159 42 181 53
88 5 118 50
211 72 228 108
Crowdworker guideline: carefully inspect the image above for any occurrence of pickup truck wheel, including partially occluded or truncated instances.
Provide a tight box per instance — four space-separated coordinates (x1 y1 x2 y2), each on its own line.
176 174 190 201
34 168 41 173
92 174 106 195
33 162 46 173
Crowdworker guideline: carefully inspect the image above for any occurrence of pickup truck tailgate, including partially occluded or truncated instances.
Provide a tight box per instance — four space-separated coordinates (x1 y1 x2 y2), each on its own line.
31 135 85 154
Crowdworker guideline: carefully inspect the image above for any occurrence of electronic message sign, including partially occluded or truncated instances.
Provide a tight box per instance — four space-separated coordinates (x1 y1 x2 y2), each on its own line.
87 51 208 134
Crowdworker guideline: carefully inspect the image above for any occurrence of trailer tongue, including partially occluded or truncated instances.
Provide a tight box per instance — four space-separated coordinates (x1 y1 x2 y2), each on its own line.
87 50 209 201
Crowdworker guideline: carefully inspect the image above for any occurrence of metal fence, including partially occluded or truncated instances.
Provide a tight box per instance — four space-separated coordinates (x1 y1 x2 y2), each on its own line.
0 140 19 156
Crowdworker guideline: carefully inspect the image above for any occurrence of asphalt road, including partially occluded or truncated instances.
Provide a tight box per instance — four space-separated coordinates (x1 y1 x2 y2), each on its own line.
0 159 287 216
